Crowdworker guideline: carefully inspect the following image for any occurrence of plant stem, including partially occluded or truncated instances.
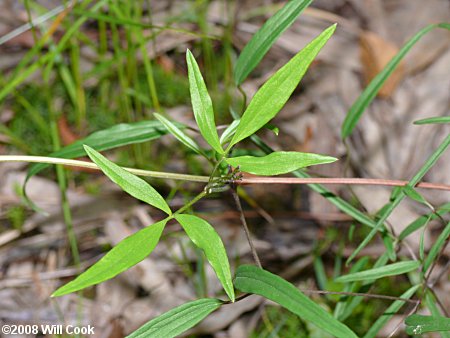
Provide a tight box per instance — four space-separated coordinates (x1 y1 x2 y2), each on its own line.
238 176 450 191
172 190 208 217
0 156 210 182
231 188 262 268
2 155 450 190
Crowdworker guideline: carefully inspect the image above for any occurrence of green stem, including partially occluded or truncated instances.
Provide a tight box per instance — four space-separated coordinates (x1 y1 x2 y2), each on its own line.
171 190 208 217
0 155 210 182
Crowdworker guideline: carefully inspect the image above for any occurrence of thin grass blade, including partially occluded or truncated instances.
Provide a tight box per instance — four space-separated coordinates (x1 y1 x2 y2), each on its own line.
335 261 420 283
414 116 450 125
423 221 450 273
233 0 313 85
341 23 450 138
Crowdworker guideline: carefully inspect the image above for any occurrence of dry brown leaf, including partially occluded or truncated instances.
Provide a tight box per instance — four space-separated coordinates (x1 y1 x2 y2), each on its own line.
359 30 405 98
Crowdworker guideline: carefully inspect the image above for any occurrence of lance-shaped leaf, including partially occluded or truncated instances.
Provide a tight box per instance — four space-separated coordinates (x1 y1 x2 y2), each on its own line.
23 120 178 209
226 151 336 176
175 214 234 301
186 49 223 154
84 145 171 215
154 113 207 157
341 23 450 138
405 315 450 335
220 119 240 146
27 120 176 178
127 298 222 338
234 265 358 338
233 0 313 85
52 219 167 297
229 24 336 148
423 221 450 273
335 260 420 283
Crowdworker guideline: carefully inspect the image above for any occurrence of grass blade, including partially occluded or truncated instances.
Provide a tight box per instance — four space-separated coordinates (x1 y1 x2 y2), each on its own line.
127 298 222 338
399 204 450 240
423 220 450 273
186 49 223 154
226 151 336 176
363 285 420 338
229 24 336 148
84 145 172 215
414 116 450 125
154 113 207 157
334 254 391 321
52 219 167 297
233 0 313 85
175 214 235 301
234 265 358 338
335 261 420 283
341 23 450 138
347 134 450 264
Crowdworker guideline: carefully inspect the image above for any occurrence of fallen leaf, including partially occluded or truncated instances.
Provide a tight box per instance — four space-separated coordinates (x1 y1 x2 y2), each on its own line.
359 30 405 98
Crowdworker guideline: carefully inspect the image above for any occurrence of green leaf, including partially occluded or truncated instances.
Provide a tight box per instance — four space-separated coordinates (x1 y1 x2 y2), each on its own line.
186 49 223 154
414 116 450 125
27 120 175 179
52 219 167 297
363 285 420 338
425 291 450 338
84 145 171 215
399 203 450 240
175 214 235 301
423 221 450 273
219 119 240 146
127 298 222 338
234 265 358 338
233 0 313 85
405 315 450 335
226 151 336 176
335 254 389 321
335 261 420 283
334 257 370 320
154 113 207 157
229 24 336 148
341 23 450 138
403 185 434 210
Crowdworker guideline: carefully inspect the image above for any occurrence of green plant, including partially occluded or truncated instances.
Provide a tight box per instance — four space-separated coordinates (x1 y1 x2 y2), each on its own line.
1 0 450 337
49 23 351 337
